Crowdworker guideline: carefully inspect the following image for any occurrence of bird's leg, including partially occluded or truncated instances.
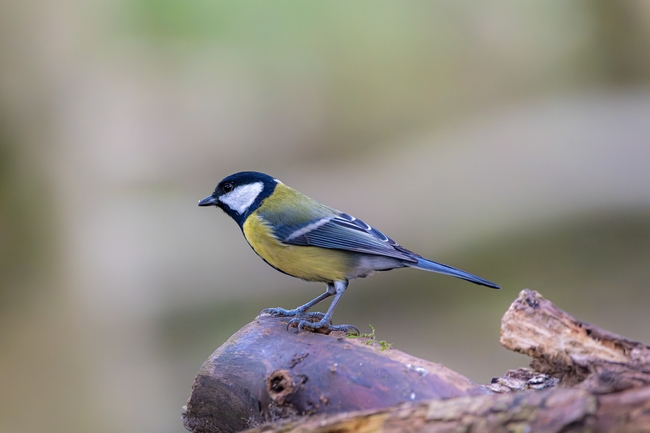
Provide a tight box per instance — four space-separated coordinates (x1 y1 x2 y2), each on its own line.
262 283 336 320
287 281 360 335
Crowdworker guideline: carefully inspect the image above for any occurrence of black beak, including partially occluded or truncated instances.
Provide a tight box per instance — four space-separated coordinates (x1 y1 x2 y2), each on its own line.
198 196 219 207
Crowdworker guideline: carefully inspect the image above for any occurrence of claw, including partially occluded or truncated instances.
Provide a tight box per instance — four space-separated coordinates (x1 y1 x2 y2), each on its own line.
286 316 329 331
285 317 359 335
286 317 299 332
341 324 360 335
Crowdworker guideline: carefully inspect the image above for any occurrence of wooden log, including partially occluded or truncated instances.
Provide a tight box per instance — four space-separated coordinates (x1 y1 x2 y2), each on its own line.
183 289 650 432
182 314 483 433
500 289 650 392
596 385 650 431
243 385 650 433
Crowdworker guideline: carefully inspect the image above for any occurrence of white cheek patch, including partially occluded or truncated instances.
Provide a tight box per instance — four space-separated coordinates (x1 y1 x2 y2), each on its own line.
219 182 264 214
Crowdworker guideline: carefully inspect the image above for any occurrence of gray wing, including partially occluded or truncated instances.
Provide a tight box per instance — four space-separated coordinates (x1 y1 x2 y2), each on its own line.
273 212 418 263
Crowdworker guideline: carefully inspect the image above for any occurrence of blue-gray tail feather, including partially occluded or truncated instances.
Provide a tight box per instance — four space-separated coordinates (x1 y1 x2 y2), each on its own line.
410 258 500 289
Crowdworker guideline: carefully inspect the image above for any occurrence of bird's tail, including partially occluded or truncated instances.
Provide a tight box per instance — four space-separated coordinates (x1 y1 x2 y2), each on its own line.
409 257 500 289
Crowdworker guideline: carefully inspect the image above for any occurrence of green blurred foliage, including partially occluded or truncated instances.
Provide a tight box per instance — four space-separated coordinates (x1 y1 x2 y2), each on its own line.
117 0 650 157
0 117 54 310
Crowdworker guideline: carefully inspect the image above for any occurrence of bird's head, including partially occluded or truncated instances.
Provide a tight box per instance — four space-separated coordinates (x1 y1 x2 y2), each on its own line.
198 171 278 225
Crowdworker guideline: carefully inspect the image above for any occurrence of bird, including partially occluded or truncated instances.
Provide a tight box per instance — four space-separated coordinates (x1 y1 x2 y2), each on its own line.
198 171 500 334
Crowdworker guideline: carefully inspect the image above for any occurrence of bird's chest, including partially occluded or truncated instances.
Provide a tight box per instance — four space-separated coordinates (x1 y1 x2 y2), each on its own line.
241 213 350 282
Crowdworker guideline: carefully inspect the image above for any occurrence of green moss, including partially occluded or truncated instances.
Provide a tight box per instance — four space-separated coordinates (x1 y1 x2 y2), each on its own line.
348 324 392 351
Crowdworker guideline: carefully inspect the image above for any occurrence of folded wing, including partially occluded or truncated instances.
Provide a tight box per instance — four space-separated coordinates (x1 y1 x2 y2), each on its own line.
273 212 418 263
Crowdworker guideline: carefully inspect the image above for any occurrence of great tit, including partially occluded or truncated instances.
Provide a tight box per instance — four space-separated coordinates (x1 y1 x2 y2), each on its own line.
199 171 500 334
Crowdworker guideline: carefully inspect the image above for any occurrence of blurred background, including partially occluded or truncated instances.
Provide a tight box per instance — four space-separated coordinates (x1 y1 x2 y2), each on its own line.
2 1 650 432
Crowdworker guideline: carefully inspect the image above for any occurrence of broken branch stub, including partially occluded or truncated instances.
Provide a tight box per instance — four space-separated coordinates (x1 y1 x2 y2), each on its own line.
500 289 650 392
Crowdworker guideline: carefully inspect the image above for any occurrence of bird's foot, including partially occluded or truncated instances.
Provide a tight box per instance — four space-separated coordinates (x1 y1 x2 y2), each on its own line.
261 307 325 320
302 311 326 320
261 307 301 317
287 317 360 335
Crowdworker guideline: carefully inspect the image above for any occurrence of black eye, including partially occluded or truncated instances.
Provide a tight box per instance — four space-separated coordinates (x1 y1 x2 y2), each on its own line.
222 182 234 193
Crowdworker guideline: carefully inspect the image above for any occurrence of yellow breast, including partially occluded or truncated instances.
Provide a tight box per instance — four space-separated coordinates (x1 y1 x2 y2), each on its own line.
242 212 352 282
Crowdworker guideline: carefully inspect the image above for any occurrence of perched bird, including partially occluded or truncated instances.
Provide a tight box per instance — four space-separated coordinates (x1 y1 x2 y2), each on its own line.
199 171 500 334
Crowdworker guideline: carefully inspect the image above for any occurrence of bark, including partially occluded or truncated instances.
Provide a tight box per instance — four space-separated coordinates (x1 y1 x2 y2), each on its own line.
500 289 650 392
182 290 650 433
244 385 650 433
